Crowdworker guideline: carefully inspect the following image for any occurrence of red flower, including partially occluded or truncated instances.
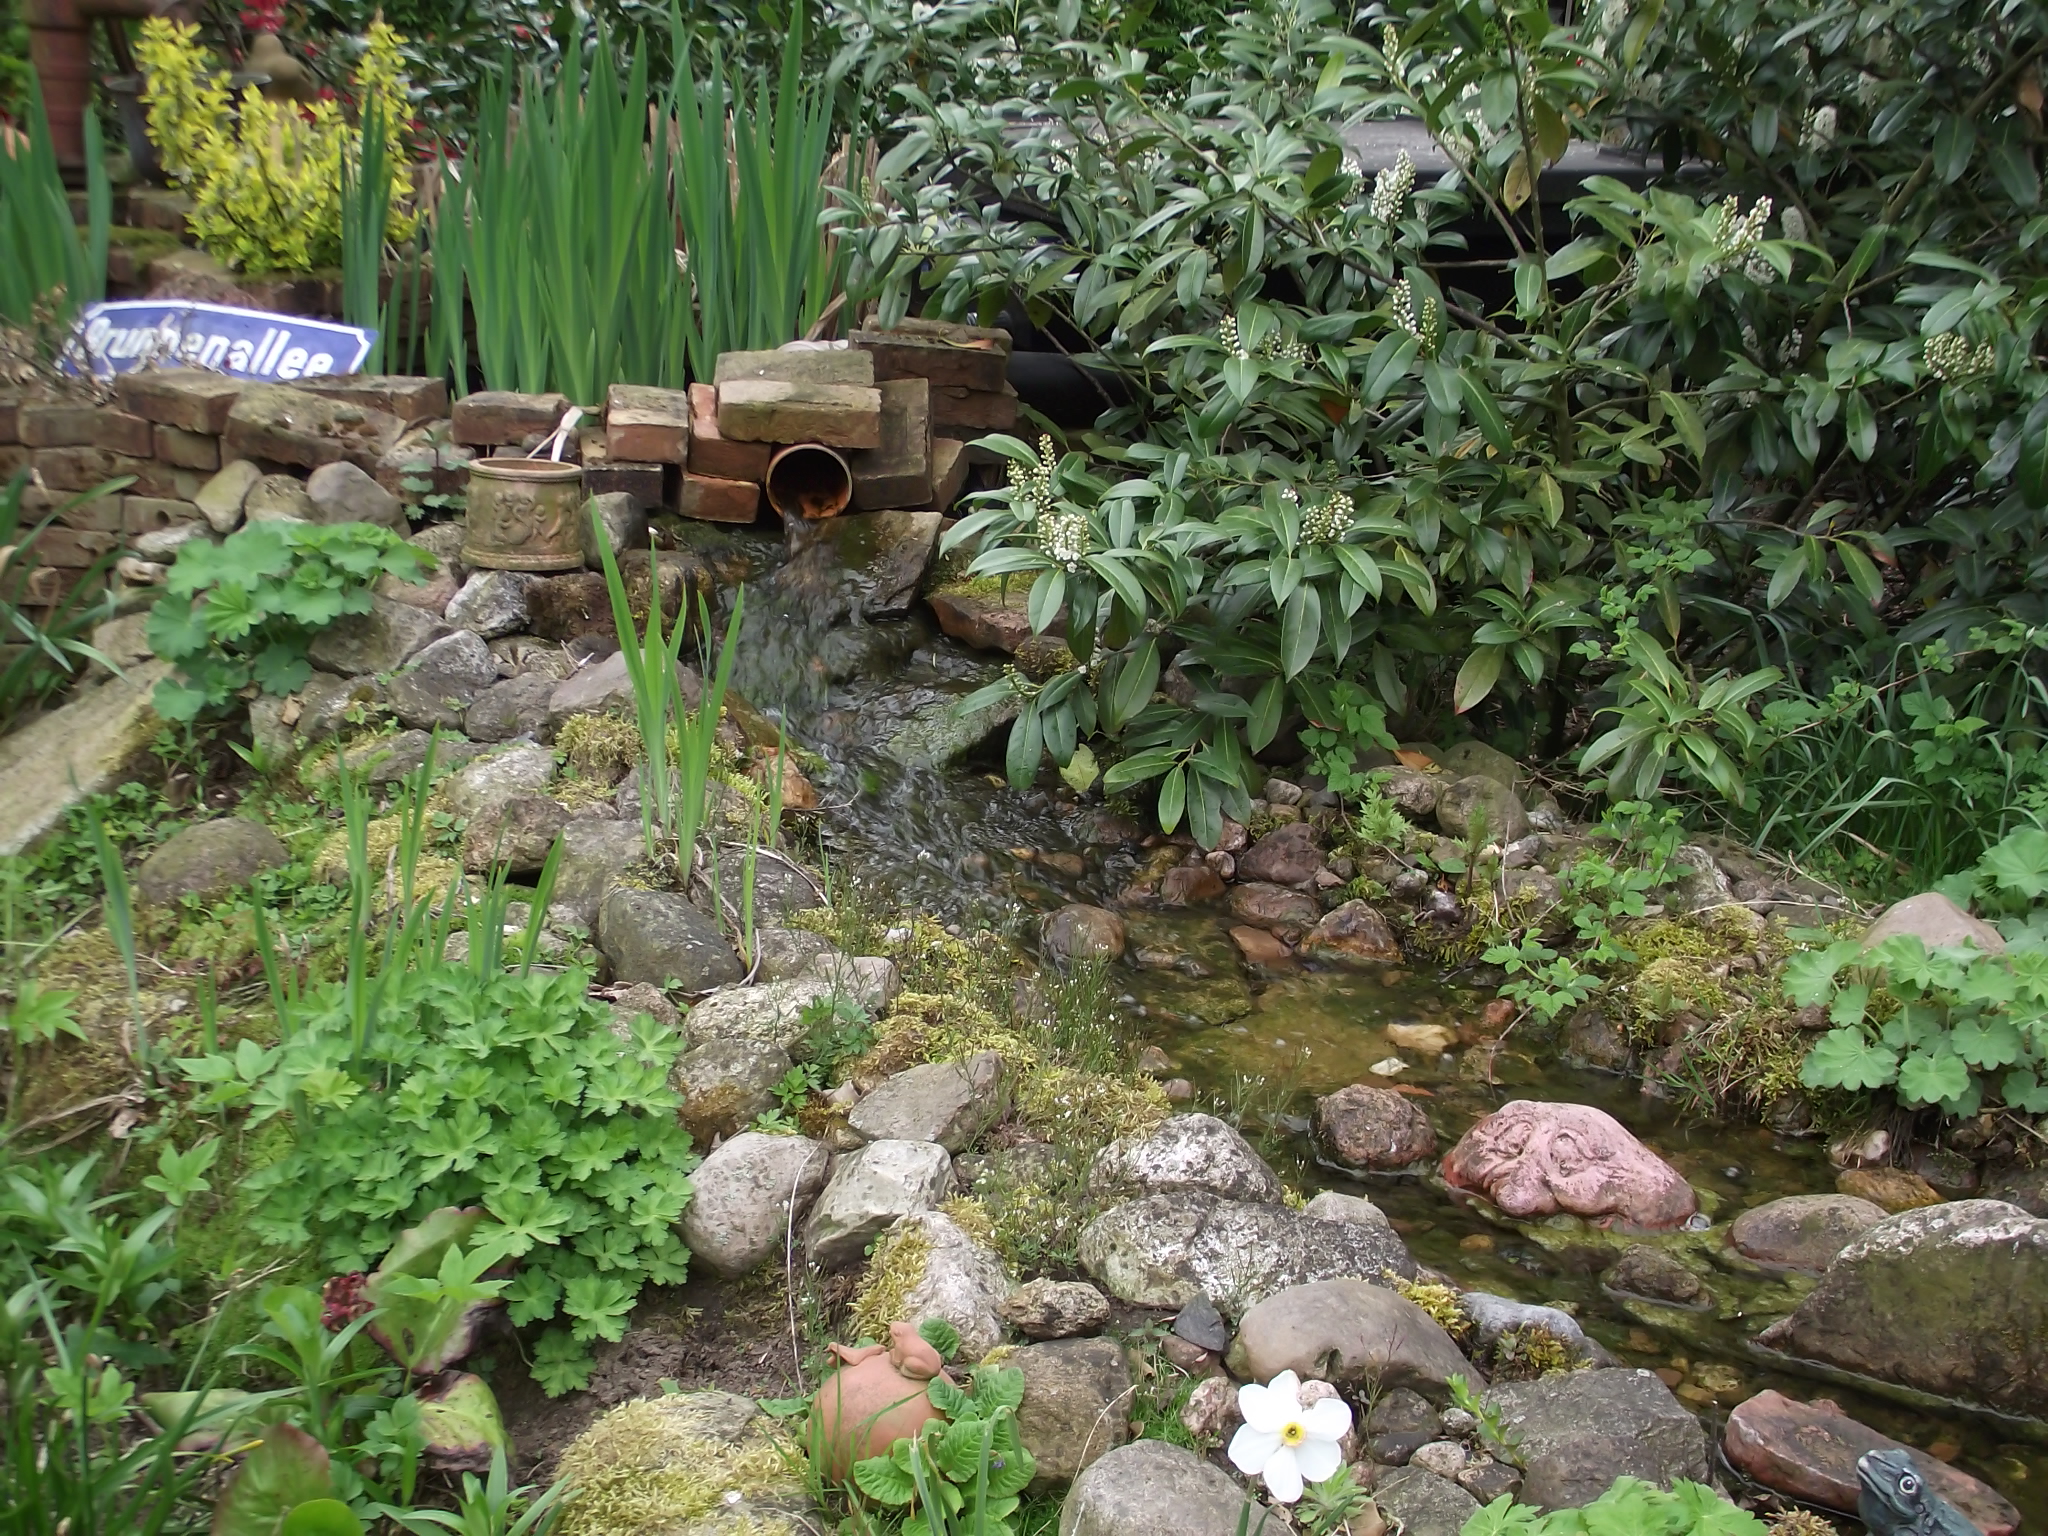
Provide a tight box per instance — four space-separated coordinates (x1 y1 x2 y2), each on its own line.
321 1272 371 1330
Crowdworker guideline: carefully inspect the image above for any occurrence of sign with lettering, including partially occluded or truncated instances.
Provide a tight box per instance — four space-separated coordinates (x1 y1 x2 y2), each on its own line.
68 301 375 381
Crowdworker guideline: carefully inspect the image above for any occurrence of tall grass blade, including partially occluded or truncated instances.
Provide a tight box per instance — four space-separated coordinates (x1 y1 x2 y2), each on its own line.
340 106 393 370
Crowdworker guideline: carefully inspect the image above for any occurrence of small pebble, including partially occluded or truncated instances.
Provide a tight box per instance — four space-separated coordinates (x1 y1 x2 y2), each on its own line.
1368 1057 1410 1076
1459 1233 1495 1252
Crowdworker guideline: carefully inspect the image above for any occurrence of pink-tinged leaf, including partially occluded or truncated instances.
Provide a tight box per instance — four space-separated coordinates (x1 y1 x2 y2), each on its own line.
212 1424 336 1536
365 1206 500 1373
415 1371 510 1473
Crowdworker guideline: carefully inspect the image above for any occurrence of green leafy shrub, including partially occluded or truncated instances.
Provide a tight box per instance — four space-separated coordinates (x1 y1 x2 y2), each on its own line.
146 520 430 721
1792 827 2048 1114
177 957 697 1396
851 1364 1037 1536
1462 1477 1765 1536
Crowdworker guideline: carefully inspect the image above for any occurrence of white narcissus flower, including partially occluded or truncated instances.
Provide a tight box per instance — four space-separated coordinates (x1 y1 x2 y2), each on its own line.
1227 1370 1351 1503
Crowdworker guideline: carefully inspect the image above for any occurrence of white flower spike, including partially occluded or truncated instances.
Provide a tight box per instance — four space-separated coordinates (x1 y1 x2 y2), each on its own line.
1227 1370 1351 1504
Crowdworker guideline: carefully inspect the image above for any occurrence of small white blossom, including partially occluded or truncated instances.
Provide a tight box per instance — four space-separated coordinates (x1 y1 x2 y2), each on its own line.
1006 434 1057 516
1744 254 1778 285
1302 491 1354 544
1370 150 1415 223
1039 506 1090 572
1778 328 1805 366
1228 1371 1351 1504
1387 278 1442 354
1781 206 1809 245
1739 321 1760 356
1219 314 1248 359
1804 105 1838 150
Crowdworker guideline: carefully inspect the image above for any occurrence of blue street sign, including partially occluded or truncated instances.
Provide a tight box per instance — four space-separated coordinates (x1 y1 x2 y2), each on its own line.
67 300 376 381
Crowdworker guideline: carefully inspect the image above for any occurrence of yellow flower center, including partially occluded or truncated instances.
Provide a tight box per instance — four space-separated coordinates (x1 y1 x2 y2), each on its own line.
1281 1421 1307 1446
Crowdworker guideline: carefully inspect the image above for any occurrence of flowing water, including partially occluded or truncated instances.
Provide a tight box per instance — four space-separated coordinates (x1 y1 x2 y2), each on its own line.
710 528 2047 1530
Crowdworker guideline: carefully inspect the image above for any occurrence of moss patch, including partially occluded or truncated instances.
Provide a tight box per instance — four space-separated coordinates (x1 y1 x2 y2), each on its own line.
1014 1065 1170 1145
556 715 643 785
310 814 462 894
554 1395 802 1536
1386 1271 1473 1343
848 1221 933 1346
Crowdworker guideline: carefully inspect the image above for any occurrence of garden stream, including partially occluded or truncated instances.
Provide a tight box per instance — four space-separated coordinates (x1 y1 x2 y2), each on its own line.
710 524 2046 1529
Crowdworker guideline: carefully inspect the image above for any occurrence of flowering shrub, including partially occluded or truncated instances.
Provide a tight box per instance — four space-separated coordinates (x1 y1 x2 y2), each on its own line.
135 17 417 273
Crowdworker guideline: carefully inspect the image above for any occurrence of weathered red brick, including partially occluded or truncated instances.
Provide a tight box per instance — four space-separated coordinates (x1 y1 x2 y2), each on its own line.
850 379 933 510
34 446 202 499
583 460 667 510
223 385 404 471
21 404 153 456
123 497 204 535
605 384 691 465
21 525 119 568
717 380 882 449
153 423 221 471
297 374 450 425
114 369 247 433
676 472 761 524
688 382 770 482
930 382 1020 435
450 391 572 447
712 350 874 388
852 320 1011 393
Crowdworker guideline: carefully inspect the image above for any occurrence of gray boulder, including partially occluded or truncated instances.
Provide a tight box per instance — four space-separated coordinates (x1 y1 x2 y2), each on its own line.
465 673 557 742
1482 1369 1709 1510
308 596 448 674
293 673 385 743
674 1039 793 1145
1461 1293 1613 1367
1374 1467 1481 1536
1013 1337 1132 1490
1862 891 2005 955
462 793 569 874
195 459 260 533
683 957 899 1050
1729 1194 1888 1272
753 927 844 980
1226 1279 1474 1399
1754 1199 2048 1418
549 650 641 730
1435 775 1529 843
445 570 534 639
1090 1114 1284 1204
442 742 557 819
681 1132 831 1278
1059 1440 1253 1536
243 473 317 523
875 1210 1013 1363
1300 1190 1395 1236
1044 904 1127 964
306 459 405 528
1003 1279 1111 1341
598 889 744 991
387 630 500 731
804 1139 954 1268
1436 740 1521 786
1314 1083 1437 1171
1079 1192 1416 1318
848 1052 1006 1152
134 818 288 908
582 492 646 565
550 818 653 927
882 690 1019 770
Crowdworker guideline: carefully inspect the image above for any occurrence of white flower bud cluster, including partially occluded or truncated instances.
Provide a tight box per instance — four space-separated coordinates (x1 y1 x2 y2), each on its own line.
1220 313 1308 364
1220 314 1247 359
1925 332 1996 382
1388 278 1442 354
1371 151 1415 223
1778 328 1805 366
1006 434 1057 515
1039 506 1089 572
1301 491 1355 544
1740 321 1761 356
1781 206 1809 245
1804 105 1838 150
1703 197 1773 280
1744 254 1778 285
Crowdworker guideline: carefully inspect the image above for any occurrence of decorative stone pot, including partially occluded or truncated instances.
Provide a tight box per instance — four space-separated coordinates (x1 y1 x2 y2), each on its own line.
807 1321 951 1483
460 458 585 572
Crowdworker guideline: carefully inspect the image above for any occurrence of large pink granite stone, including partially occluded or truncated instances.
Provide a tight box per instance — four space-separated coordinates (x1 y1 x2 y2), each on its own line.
1440 1100 1698 1231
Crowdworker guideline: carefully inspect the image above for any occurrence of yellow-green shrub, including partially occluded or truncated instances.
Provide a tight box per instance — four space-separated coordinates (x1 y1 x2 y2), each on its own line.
135 19 417 273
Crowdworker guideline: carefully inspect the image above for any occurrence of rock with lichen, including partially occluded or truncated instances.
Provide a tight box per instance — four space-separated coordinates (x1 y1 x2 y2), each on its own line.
848 1209 1011 1362
553 1390 815 1536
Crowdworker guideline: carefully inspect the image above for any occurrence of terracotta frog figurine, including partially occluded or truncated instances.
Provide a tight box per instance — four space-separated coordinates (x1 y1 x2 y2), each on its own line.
809 1321 952 1483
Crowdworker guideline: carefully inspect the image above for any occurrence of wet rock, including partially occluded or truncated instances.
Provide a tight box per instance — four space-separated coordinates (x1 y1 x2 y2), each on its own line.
1482 1369 1708 1510
927 585 1033 655
1560 1005 1635 1073
1299 900 1401 966
597 889 744 991
1227 1279 1474 1399
462 792 569 874
1982 1164 2048 1217
1862 891 2004 955
1058 1440 1254 1536
1315 1084 1436 1172
681 1132 831 1278
1457 1460 1522 1505
1754 1200 2048 1419
465 673 556 742
444 570 534 639
1440 1100 1698 1231
1226 882 1320 934
882 690 1020 769
1728 1194 1887 1272
1160 865 1226 906
1837 1166 1944 1211
1013 1338 1132 1489
1090 1114 1284 1204
1301 1190 1395 1236
1003 1279 1111 1341
388 630 500 731
308 595 449 674
753 927 843 982
880 1210 1013 1363
134 817 288 908
1722 1391 2018 1535
804 1140 954 1268
1386 1021 1457 1053
1044 904 1126 964
848 1052 1005 1152
1364 1387 1439 1465
1079 1192 1415 1319
1172 1295 1230 1352
1228 925 1293 966
1912 1145 1979 1198
790 510 942 621
1373 1466 1480 1536
1237 822 1323 885
1605 1245 1707 1305
673 1040 791 1144
443 742 558 819
1435 775 1529 843
682 958 901 1050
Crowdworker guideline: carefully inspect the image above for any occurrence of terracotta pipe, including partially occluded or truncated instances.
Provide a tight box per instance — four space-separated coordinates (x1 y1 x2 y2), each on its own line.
25 0 191 177
764 443 853 520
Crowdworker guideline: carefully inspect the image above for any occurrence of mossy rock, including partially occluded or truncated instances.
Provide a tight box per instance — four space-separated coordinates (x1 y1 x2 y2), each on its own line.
555 1391 813 1536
